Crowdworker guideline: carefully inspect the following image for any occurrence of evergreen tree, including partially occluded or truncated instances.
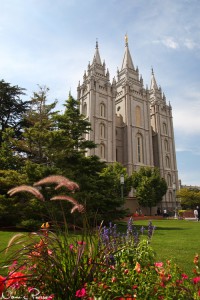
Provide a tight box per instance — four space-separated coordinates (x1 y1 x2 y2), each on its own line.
0 79 29 145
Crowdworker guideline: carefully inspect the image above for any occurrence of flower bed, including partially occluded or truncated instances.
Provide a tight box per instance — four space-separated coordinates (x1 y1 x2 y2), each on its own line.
1 176 200 300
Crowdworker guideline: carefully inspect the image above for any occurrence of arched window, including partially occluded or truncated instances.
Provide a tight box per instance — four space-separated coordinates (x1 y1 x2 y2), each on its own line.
83 102 87 116
100 103 106 117
135 106 141 127
166 156 170 168
100 143 105 159
137 134 143 163
100 123 105 138
164 139 169 151
163 122 167 135
167 174 171 187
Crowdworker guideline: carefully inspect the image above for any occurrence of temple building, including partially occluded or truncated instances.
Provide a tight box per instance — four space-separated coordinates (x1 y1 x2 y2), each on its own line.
77 36 179 212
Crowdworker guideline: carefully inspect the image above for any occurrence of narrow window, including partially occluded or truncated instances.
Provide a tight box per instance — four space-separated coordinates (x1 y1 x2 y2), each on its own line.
100 123 105 138
135 106 141 126
166 156 170 168
163 123 167 134
167 174 171 187
137 134 143 163
164 139 168 151
100 103 105 117
83 102 87 116
100 144 105 159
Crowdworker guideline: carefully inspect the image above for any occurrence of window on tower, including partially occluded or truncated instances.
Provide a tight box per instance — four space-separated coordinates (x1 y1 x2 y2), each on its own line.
167 173 171 186
100 143 105 159
135 106 141 127
164 139 169 151
163 122 168 135
83 102 87 116
100 123 105 138
100 103 106 117
166 156 170 168
137 134 143 163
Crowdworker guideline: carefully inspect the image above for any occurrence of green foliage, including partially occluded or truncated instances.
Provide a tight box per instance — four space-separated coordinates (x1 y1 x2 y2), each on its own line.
177 188 200 209
132 167 167 215
0 79 29 145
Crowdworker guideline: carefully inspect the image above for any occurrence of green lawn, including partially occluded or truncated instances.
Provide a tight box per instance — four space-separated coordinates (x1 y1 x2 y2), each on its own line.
132 218 199 276
0 219 199 276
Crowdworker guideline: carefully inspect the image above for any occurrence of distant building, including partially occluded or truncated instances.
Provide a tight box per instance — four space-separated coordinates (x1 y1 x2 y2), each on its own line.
77 36 179 212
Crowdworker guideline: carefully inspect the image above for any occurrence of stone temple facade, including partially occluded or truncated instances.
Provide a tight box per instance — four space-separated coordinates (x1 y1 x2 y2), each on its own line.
77 37 179 213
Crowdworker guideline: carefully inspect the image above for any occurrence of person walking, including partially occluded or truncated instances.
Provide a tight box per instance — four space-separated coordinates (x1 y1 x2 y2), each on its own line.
194 207 198 221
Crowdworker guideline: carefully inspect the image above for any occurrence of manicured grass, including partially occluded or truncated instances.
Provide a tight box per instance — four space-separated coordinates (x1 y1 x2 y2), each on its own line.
0 219 199 276
131 218 199 276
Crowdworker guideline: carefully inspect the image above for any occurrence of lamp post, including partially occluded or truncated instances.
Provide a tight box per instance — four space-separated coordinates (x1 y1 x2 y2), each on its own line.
120 174 124 202
173 183 177 219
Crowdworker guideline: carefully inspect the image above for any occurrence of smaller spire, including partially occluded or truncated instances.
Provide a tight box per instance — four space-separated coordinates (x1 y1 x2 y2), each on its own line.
150 68 158 90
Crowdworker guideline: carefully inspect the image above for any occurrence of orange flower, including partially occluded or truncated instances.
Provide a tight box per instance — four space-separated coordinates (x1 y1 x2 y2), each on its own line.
134 262 141 273
194 254 199 265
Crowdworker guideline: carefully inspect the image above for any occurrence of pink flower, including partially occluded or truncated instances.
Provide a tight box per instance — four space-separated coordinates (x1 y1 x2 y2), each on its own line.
69 244 74 250
111 277 117 282
193 277 200 284
181 273 188 280
75 287 86 297
154 262 163 268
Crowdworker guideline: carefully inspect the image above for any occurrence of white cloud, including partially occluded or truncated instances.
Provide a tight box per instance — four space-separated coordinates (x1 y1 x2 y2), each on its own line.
162 37 179 49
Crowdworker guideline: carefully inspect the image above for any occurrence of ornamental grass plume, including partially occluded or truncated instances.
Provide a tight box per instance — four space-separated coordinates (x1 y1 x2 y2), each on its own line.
33 175 79 191
8 185 45 201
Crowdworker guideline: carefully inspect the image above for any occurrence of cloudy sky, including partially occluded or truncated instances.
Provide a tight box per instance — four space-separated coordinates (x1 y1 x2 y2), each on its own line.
0 0 200 186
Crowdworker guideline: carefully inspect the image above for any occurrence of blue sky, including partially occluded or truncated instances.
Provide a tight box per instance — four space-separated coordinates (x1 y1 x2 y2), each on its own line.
0 0 200 186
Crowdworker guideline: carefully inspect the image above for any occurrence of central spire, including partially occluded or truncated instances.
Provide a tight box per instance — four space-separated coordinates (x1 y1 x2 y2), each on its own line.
121 34 134 70
93 39 102 65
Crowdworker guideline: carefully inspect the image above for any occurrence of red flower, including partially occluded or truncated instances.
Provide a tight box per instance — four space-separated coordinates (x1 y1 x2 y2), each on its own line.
111 277 117 282
132 285 138 289
77 241 86 245
193 277 200 284
6 272 26 288
0 275 6 296
75 287 86 297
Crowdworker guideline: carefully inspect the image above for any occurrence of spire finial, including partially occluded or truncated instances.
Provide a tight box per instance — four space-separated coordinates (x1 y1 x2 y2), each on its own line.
151 67 154 75
125 33 128 46
96 38 98 49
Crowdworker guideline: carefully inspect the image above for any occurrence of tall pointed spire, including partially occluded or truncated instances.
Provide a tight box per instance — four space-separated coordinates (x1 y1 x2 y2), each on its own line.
93 39 102 65
150 68 158 90
121 34 134 70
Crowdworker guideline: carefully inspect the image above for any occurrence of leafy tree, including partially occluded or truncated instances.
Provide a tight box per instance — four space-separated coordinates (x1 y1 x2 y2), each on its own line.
0 79 29 145
177 188 200 209
75 161 131 223
132 167 167 215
